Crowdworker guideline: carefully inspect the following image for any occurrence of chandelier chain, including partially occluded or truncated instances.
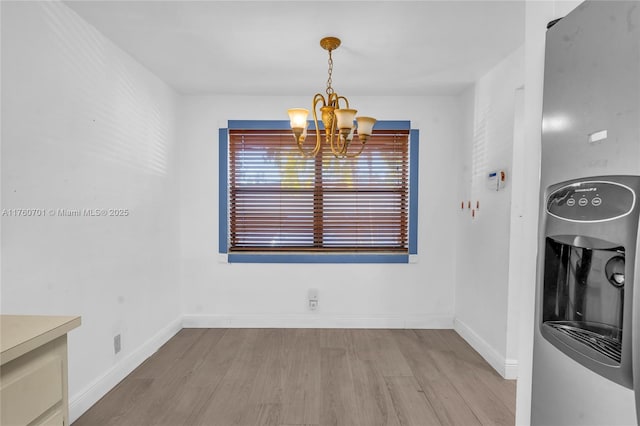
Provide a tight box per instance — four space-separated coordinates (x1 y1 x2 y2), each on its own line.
326 49 334 95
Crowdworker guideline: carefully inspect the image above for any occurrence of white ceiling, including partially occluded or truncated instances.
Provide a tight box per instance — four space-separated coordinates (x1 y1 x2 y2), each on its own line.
63 0 526 96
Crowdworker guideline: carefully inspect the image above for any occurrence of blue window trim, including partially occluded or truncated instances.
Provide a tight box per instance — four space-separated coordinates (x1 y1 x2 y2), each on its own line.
218 128 229 254
219 120 419 264
409 129 419 255
228 120 411 131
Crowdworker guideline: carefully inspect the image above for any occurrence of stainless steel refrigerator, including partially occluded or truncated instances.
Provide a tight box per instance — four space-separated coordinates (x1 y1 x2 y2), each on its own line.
532 1 640 425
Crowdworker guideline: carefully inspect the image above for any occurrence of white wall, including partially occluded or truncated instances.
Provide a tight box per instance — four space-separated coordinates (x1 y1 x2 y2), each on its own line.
454 47 524 379
0 2 584 424
1 2 181 421
178 95 462 328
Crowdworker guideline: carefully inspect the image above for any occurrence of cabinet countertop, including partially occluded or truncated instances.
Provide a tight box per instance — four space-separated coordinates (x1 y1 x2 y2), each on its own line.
1 315 81 365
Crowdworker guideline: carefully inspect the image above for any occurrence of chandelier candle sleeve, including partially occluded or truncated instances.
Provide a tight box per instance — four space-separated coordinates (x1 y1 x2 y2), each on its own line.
288 108 309 142
356 116 376 142
288 36 376 158
334 108 357 129
335 108 357 138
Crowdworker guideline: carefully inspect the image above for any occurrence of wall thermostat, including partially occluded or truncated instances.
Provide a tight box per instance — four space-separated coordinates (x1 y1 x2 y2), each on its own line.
487 169 507 191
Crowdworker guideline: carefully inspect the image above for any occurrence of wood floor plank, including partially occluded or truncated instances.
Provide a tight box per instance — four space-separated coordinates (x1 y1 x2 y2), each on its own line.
72 378 153 426
254 402 283 426
384 376 442 426
194 329 274 425
235 329 287 425
410 329 452 352
159 328 248 425
433 330 517 414
280 329 321 426
72 329 516 426
159 385 218 426
115 328 228 425
350 329 413 377
432 329 493 371
427 349 515 426
320 347 359 426
318 328 350 349
476 371 517 415
392 330 481 426
129 328 206 380
349 358 401 426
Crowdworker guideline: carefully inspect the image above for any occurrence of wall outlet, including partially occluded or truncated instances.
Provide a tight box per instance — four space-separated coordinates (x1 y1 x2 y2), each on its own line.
308 288 318 311
114 334 121 354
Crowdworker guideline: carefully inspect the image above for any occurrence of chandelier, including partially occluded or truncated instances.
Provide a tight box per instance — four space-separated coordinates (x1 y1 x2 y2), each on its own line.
287 37 376 158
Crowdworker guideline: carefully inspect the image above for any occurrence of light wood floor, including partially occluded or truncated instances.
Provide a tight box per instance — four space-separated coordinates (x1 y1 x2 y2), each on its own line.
73 328 516 426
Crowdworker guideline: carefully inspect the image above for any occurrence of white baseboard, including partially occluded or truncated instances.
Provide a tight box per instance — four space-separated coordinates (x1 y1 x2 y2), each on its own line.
503 358 519 379
182 314 454 329
68 317 182 423
453 318 518 380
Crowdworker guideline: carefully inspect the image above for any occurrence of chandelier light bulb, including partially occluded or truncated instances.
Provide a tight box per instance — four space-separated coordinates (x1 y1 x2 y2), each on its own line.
288 108 309 143
288 108 309 130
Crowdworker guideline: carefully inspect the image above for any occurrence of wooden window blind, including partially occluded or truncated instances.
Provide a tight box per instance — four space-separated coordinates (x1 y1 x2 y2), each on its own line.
228 128 410 253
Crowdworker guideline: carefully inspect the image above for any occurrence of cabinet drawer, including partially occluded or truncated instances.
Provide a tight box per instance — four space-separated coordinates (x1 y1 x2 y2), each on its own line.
1 357 63 425
36 408 64 426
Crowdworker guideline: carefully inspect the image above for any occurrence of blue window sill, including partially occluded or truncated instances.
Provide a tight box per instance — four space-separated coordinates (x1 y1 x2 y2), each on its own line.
227 253 410 264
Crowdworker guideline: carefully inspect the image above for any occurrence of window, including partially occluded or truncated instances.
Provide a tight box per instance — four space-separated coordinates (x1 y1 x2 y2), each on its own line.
220 121 419 263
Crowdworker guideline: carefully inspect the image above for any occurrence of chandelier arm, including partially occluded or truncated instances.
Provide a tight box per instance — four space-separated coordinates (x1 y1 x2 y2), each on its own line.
294 94 326 158
313 92 327 133
333 94 354 157
295 94 327 157
329 133 348 158
327 92 340 107
343 138 367 158
295 142 319 158
312 93 327 130
313 93 328 108
336 95 350 109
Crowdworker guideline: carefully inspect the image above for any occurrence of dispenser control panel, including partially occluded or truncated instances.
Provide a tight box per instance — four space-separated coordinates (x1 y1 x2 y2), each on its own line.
547 180 636 222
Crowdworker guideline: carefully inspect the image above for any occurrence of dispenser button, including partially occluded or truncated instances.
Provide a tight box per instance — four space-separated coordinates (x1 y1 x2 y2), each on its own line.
592 197 602 206
578 198 588 206
566 198 576 207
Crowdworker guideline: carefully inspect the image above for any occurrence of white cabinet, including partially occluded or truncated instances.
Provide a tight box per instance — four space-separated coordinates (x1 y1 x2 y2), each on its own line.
1 315 81 426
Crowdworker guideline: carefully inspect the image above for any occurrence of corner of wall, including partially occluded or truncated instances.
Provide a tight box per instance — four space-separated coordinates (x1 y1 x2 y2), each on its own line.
69 317 182 423
454 318 518 380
